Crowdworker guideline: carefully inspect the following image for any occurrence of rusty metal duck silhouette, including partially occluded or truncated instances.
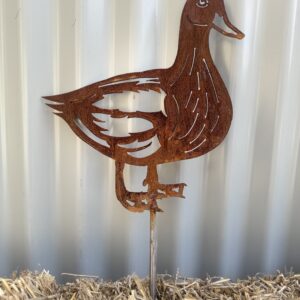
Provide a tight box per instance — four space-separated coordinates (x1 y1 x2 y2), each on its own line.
44 0 244 213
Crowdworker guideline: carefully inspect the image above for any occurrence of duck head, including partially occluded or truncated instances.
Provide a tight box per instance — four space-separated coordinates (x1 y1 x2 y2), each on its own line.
184 0 245 39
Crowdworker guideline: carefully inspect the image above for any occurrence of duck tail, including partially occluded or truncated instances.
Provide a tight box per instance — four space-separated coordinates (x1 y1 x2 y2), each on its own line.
43 85 113 159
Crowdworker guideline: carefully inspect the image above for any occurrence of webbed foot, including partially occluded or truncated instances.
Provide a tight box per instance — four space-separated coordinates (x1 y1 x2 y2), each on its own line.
156 183 187 199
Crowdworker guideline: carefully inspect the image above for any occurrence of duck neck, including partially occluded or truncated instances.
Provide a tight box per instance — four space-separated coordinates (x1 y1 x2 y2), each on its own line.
170 17 212 76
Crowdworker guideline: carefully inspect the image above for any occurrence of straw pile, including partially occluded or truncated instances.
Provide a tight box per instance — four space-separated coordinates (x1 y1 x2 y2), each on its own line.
0 271 299 299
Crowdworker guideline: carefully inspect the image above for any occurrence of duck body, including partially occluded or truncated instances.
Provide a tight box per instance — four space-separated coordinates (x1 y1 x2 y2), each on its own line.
45 0 243 212
47 12 232 167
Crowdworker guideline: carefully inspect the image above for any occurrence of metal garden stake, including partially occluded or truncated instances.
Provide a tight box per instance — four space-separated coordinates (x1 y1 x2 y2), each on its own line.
44 0 244 298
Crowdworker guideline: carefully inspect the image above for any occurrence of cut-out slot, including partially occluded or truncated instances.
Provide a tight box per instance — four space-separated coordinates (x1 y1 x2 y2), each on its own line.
210 115 220 133
178 113 199 140
203 58 220 103
190 124 206 144
185 138 207 153
74 119 110 148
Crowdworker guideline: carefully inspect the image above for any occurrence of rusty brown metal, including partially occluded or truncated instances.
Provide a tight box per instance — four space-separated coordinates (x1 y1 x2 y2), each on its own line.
44 0 244 213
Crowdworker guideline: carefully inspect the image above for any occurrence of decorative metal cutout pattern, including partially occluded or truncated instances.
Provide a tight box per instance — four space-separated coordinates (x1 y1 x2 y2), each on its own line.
44 0 244 213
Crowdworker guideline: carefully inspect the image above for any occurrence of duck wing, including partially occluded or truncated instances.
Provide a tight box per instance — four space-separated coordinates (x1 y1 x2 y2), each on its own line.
44 73 166 160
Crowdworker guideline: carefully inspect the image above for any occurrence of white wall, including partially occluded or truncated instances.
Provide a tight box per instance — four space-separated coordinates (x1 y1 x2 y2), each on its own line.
0 0 299 281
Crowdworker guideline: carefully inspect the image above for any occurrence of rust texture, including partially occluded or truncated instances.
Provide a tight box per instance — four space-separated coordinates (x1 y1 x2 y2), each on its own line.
44 0 244 213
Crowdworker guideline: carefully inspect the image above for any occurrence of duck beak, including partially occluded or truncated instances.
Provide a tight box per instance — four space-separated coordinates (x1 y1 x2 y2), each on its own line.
212 0 245 39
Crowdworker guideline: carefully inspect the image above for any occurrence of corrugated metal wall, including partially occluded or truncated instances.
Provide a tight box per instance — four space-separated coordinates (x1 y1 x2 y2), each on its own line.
0 0 300 281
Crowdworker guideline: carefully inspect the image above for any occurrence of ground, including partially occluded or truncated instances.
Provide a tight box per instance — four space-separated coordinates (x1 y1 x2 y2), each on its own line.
0 271 299 299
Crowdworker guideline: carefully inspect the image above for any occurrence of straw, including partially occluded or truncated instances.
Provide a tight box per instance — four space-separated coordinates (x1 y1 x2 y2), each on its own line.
0 270 299 299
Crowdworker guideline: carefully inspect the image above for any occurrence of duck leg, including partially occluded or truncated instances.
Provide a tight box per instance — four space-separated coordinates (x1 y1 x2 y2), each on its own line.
115 161 163 213
143 164 187 200
115 161 186 212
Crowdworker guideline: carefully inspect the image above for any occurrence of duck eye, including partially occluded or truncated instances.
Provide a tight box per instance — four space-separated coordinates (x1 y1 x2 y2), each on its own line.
197 0 209 8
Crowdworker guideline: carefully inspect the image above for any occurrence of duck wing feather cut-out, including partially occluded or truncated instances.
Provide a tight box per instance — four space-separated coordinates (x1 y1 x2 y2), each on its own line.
45 73 167 162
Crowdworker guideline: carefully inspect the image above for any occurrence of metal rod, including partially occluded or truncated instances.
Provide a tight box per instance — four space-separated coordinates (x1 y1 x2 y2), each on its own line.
150 209 157 300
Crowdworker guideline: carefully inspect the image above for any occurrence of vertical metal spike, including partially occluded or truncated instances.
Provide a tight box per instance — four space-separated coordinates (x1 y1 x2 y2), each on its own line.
150 209 157 299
